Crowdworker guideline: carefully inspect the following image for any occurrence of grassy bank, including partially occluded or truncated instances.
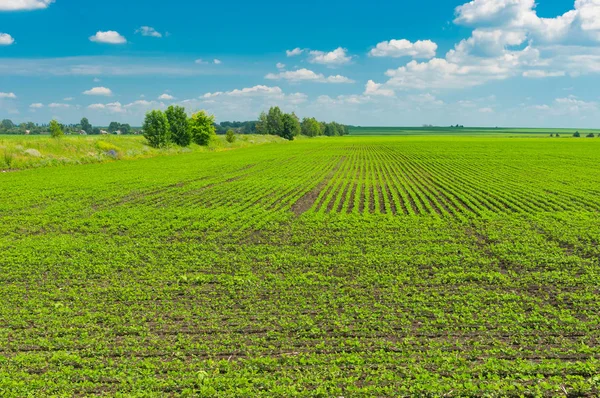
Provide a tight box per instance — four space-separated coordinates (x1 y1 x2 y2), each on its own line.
0 134 288 170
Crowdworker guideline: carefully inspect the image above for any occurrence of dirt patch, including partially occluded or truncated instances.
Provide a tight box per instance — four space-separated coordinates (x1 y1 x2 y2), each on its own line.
291 157 345 216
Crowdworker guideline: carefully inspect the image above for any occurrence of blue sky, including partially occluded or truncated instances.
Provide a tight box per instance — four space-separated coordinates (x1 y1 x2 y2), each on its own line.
1 0 599 127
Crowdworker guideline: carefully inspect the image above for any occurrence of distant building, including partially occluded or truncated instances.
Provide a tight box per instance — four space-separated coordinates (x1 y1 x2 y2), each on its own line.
114 130 122 135
24 130 30 135
79 130 87 135
100 130 109 135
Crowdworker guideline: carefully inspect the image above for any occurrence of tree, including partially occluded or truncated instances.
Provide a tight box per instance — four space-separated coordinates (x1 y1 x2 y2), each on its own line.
573 131 581 137
189 110 216 146
92 127 101 135
120 123 132 135
165 105 191 146
225 129 236 143
49 119 63 138
280 113 301 140
324 122 338 137
256 112 268 135
1 119 15 130
266 106 284 136
80 117 92 134
108 122 121 133
586 133 595 138
143 110 171 148
301 117 322 137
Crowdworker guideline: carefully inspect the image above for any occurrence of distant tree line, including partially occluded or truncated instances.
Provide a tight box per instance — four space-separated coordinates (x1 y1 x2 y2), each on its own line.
0 118 140 135
254 106 349 140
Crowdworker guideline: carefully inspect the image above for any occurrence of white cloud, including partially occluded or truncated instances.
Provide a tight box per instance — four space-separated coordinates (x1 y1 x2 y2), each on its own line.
88 102 125 113
203 85 285 98
195 59 207 64
0 92 16 99
0 0 53 11
89 31 127 44
522 70 566 78
478 107 494 113
364 80 395 97
213 59 222 65
158 93 175 100
48 103 70 108
63 97 74 101
286 48 304 57
83 86 113 96
369 39 438 59
29 103 44 108
308 47 352 66
0 33 14 45
530 96 597 114
276 63 285 69
93 77 101 82
265 68 354 83
135 26 162 38
410 93 445 106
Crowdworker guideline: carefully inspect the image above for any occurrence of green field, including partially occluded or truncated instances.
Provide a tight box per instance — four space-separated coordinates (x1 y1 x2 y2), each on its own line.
2 136 600 396
350 126 600 137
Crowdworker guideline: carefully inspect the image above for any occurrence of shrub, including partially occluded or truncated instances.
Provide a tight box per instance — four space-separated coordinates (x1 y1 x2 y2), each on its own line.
189 111 216 146
3 150 14 168
225 129 236 143
143 110 171 148
573 131 581 137
586 133 595 138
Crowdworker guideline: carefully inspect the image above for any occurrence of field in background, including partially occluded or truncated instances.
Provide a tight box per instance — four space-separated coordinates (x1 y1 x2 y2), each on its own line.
2 136 600 396
350 126 600 136
0 134 288 170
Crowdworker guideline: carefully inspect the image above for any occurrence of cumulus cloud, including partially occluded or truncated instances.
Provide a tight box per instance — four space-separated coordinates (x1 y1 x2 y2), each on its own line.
29 103 44 108
308 47 352 66
89 31 127 44
286 48 304 57
0 92 17 99
158 93 175 100
369 39 438 59
0 0 53 11
530 95 597 114
276 63 285 69
265 68 354 83
213 59 222 65
135 26 162 38
0 33 14 45
522 70 566 78
203 85 286 98
364 80 395 97
83 86 113 96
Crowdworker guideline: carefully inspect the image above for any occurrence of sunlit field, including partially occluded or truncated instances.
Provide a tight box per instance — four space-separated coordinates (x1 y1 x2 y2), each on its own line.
2 135 600 396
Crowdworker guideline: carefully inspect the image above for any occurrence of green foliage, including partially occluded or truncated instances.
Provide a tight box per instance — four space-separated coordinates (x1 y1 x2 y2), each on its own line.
49 119 63 138
573 131 581 137
143 110 171 148
108 121 121 133
301 117 322 137
165 105 192 146
225 129 236 143
189 110 216 146
3 150 14 168
1 119 15 130
280 112 301 140
266 106 283 136
256 111 268 135
80 117 92 134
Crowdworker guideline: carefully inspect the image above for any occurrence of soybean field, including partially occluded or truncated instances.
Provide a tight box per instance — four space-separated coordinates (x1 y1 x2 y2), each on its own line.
2 136 600 396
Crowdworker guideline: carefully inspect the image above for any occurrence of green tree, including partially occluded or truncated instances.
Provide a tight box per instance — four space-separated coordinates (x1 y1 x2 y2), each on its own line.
189 110 216 146
225 129 236 143
280 113 301 141
1 119 15 130
324 123 338 137
49 119 63 138
165 105 191 146
80 117 92 134
120 123 132 135
256 112 268 135
266 106 284 136
92 127 101 135
301 117 322 137
108 122 121 133
143 110 171 148
573 131 581 138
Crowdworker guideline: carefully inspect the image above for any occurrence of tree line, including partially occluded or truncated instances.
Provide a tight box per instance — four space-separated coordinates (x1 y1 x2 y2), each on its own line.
0 118 137 136
256 106 349 140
